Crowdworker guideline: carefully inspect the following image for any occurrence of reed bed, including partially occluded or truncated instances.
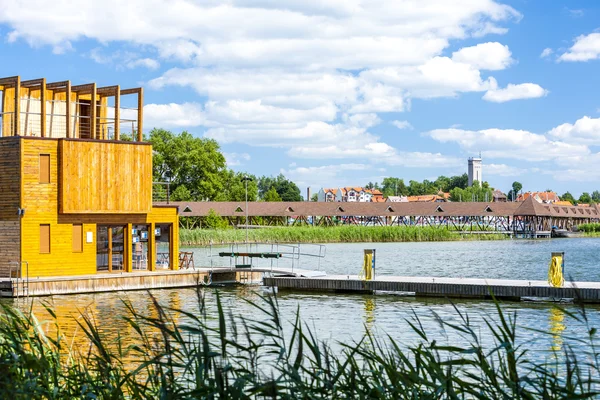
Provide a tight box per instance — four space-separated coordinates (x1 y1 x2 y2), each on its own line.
0 291 599 398
180 226 507 246
579 223 600 235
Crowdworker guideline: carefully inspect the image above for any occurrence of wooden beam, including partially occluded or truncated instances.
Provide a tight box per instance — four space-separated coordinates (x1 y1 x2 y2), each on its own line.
14 76 20 136
21 78 44 87
46 80 69 90
137 87 143 141
90 83 97 139
97 85 119 95
114 85 120 140
71 83 95 94
0 76 19 86
120 87 142 96
40 78 46 137
65 81 71 138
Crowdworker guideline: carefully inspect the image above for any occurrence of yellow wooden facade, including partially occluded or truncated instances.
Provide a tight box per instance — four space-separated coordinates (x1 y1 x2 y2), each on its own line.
0 76 178 278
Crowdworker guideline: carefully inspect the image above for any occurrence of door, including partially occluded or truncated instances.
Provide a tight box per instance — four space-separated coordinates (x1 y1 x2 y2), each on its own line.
97 225 126 272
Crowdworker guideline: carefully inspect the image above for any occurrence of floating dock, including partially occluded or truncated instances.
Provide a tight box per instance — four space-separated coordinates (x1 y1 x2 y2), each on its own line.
263 275 600 303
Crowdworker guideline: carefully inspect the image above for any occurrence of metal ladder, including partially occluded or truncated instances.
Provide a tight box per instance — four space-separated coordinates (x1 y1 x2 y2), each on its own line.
9 261 29 298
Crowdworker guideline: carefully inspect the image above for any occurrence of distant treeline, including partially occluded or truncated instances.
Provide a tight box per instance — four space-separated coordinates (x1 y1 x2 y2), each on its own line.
363 174 495 202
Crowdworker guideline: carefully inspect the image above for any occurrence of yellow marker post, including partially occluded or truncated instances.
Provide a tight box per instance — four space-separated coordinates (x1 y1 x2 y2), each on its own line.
548 252 564 288
360 249 376 281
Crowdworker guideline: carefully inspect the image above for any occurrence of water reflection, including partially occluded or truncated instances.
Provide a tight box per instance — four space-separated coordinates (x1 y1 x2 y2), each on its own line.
549 307 566 352
2 285 599 365
363 296 375 333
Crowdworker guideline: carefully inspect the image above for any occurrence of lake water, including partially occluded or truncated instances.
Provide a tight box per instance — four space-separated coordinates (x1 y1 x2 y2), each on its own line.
6 238 600 362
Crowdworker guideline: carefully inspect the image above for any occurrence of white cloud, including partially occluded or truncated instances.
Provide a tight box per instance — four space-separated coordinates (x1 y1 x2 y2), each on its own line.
281 163 370 187
540 48 553 58
126 58 160 70
567 8 584 18
426 127 589 161
451 42 514 70
485 163 524 176
558 32 600 62
483 83 548 102
223 152 251 167
89 48 160 69
392 120 413 130
144 102 206 127
0 1 520 70
548 116 600 145
551 153 600 182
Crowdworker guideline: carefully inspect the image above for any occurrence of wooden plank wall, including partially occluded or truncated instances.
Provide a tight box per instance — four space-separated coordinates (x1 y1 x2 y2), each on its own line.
60 140 152 214
0 138 21 276
19 138 178 278
21 138 96 276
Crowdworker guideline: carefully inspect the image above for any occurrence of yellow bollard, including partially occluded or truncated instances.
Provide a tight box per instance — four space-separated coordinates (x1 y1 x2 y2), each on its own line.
360 249 375 281
548 252 564 288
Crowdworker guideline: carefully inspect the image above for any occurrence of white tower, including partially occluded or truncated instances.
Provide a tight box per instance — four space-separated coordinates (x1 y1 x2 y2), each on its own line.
468 157 482 186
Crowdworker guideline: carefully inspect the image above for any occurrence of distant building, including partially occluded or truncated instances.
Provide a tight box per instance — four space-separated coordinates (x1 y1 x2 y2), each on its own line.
317 187 384 202
493 190 507 202
517 191 561 204
406 195 447 203
468 157 482 186
386 196 408 203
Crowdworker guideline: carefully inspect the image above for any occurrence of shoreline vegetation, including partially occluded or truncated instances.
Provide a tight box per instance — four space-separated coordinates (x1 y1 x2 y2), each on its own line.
580 223 600 237
1 292 599 398
180 226 508 246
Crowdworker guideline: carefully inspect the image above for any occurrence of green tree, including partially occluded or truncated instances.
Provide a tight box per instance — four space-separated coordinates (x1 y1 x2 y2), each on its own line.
381 177 407 197
592 190 600 203
263 187 282 202
434 176 451 192
561 192 575 204
150 129 227 201
408 180 425 196
203 208 229 229
507 181 523 201
579 192 592 204
258 174 302 201
449 181 493 202
216 171 258 202
311 193 318 202
448 174 469 190
171 185 193 201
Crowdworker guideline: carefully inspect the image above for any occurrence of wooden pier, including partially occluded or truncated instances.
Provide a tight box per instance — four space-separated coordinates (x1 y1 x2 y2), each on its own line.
0 269 260 298
0 266 325 298
263 275 600 303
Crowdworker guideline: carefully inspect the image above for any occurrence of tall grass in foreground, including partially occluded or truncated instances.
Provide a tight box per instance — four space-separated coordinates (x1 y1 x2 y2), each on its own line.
1 291 599 398
180 226 507 245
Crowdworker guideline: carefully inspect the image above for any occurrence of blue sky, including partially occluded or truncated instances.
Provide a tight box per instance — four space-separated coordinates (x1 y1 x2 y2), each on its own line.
1 0 600 198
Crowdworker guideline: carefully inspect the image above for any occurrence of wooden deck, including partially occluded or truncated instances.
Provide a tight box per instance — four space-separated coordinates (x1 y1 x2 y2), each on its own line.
0 266 325 298
263 275 600 303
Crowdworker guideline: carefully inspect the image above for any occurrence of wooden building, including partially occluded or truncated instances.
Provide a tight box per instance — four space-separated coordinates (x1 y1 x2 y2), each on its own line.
0 76 179 278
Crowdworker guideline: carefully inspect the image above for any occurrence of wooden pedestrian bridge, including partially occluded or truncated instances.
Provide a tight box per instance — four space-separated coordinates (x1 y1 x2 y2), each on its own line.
162 197 600 234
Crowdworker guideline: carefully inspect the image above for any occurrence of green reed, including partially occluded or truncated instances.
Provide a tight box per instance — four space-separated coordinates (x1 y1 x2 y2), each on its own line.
579 223 600 236
0 290 599 398
180 226 507 245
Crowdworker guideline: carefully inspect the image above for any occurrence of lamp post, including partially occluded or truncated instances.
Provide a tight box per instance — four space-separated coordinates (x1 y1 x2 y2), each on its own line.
241 176 253 244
